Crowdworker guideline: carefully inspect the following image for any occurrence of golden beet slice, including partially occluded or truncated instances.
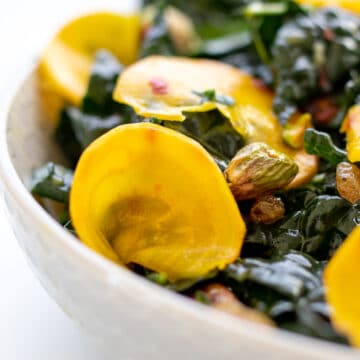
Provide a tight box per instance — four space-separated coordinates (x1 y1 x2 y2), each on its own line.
296 0 360 15
70 123 245 281
114 56 318 187
341 105 360 163
114 55 240 121
324 226 360 346
39 12 140 105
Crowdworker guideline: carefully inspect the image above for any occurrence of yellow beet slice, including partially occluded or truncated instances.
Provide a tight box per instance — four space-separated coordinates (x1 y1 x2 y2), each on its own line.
324 226 360 346
114 55 239 121
296 0 360 15
39 12 140 105
70 123 245 281
341 105 360 163
114 56 318 187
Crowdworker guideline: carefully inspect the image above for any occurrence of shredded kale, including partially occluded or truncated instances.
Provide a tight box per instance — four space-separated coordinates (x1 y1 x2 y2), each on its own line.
55 109 83 168
140 1 177 58
222 251 348 343
143 0 303 60
82 50 123 115
272 8 360 124
221 50 274 84
332 71 360 128
31 163 76 234
143 0 247 33
159 110 244 170
31 162 73 204
62 109 122 149
304 128 348 165
55 50 138 166
244 189 360 261
242 0 305 65
192 89 235 106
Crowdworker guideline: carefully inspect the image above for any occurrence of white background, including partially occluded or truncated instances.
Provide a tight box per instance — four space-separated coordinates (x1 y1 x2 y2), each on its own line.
0 1 139 359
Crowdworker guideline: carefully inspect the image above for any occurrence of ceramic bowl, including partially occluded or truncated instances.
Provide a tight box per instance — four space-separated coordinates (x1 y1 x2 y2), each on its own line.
0 69 359 360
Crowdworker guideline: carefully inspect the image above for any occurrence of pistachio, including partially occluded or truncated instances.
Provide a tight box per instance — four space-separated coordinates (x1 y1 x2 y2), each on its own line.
195 284 274 326
224 142 299 200
336 162 360 204
250 194 285 225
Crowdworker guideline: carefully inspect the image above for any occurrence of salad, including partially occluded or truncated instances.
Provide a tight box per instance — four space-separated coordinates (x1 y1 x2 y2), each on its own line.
31 0 360 346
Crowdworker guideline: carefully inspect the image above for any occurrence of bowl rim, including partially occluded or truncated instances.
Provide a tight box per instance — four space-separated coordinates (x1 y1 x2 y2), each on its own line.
0 63 357 359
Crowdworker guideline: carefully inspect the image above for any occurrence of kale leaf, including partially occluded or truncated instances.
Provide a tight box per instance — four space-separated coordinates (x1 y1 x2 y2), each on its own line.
160 110 244 170
55 50 138 166
244 189 360 261
82 50 123 115
56 106 138 167
55 108 83 168
143 1 303 60
31 162 73 204
63 109 123 149
223 251 348 343
332 71 360 128
192 89 235 106
242 0 305 65
143 0 246 31
272 8 360 124
140 1 176 58
221 50 274 85
304 128 347 165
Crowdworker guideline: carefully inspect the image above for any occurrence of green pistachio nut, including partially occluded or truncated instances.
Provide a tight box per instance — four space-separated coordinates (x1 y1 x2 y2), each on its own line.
224 142 299 200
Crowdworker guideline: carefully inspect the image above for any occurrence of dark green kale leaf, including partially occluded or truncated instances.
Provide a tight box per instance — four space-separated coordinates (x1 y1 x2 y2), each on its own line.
300 163 337 195
222 251 348 343
55 50 138 166
55 108 83 168
82 50 123 115
272 8 360 124
31 162 73 204
160 110 244 170
200 1 304 82
56 106 138 166
140 1 176 58
80 49 136 120
143 0 246 31
192 89 235 106
63 108 122 149
244 189 360 260
242 0 305 65
221 50 274 85
304 128 347 165
59 210 76 233
31 164 77 235
332 71 360 128
143 1 303 59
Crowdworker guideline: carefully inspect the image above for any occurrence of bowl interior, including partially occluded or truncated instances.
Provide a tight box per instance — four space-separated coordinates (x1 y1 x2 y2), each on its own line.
6 71 67 187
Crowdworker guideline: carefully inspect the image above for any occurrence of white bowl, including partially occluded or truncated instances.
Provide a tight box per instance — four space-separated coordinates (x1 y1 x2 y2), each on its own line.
0 69 359 360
